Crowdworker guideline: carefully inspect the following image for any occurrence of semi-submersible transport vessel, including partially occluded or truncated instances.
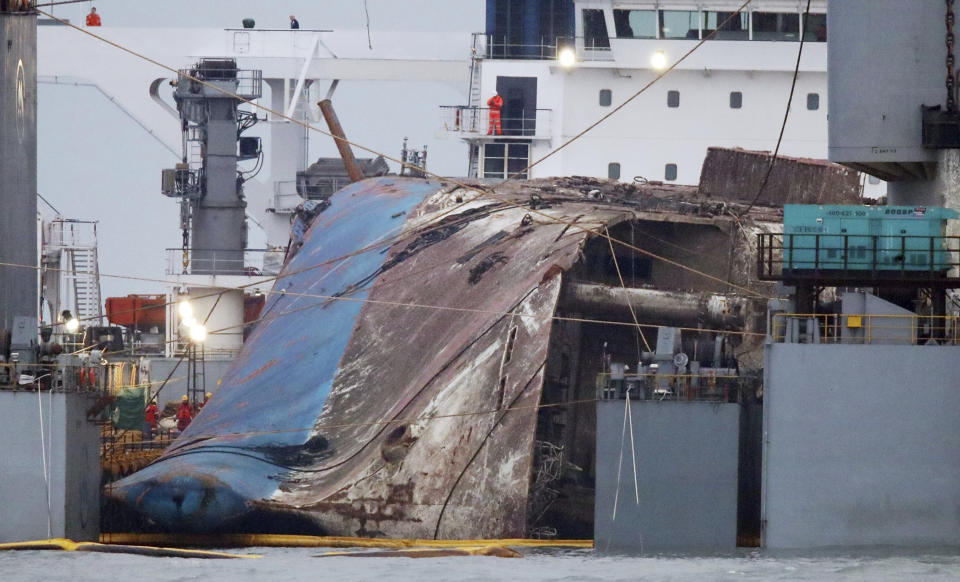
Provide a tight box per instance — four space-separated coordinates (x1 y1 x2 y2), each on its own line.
3 0 960 554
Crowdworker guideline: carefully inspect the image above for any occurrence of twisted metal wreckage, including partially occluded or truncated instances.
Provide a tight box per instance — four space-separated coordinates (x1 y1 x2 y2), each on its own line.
105 172 789 538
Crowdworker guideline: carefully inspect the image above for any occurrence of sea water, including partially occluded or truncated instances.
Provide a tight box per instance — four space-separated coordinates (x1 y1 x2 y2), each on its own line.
3 547 960 581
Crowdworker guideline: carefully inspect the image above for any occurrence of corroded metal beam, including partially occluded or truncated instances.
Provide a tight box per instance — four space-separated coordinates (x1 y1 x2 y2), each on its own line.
318 99 364 183
564 282 750 329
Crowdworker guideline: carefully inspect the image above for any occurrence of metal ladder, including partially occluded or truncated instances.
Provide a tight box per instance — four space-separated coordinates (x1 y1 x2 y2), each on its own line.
467 33 484 108
187 345 207 407
468 143 481 179
69 247 103 325
466 34 484 178
187 139 204 170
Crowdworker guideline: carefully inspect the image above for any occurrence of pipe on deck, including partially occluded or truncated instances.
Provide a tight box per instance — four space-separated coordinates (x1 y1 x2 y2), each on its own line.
317 99 365 183
564 282 752 329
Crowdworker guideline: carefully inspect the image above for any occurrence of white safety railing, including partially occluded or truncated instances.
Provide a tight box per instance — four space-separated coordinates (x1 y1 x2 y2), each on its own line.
440 106 552 139
165 248 286 276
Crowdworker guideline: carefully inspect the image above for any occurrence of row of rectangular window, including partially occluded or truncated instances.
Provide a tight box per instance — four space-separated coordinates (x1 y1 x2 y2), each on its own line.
586 9 826 45
727 91 820 110
485 146 676 182
608 163 677 182
486 150 866 185
598 89 820 110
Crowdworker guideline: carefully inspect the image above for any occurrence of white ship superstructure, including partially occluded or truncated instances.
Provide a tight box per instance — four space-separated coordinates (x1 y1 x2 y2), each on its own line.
31 0 876 359
37 23 471 355
443 1 881 195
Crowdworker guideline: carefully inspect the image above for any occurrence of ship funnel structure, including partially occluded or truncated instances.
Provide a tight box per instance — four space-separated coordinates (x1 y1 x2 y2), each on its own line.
163 59 263 276
159 59 264 354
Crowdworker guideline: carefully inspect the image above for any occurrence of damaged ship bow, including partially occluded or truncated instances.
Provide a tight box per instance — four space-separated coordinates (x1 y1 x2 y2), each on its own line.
106 175 771 538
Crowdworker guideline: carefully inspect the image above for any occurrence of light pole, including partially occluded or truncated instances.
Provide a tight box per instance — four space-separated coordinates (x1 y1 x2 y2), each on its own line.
60 309 80 353
179 298 207 408
187 322 207 409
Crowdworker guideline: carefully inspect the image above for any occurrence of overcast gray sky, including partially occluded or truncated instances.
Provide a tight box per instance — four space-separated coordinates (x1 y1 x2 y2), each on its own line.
37 1 484 304
45 0 482 31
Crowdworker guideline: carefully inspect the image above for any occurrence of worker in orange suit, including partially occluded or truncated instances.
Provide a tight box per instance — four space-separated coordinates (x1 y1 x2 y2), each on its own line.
176 395 192 431
487 92 504 135
85 7 101 26
144 399 159 437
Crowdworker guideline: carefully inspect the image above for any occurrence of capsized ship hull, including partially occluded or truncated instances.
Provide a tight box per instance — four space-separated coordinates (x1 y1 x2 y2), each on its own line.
107 175 765 537
105 177 444 532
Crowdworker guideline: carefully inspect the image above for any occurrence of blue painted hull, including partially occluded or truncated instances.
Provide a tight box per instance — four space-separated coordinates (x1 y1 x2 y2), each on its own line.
106 177 444 532
105 176 636 538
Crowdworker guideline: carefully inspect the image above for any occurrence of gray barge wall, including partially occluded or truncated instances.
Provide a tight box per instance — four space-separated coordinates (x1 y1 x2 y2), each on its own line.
0 392 100 543
594 400 740 553
763 344 960 548
0 11 38 334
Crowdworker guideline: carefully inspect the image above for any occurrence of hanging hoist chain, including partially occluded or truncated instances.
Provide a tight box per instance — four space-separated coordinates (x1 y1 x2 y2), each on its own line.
181 229 190 272
948 0 956 112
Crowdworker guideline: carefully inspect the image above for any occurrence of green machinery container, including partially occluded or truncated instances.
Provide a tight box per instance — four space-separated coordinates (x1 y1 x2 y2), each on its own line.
782 204 958 272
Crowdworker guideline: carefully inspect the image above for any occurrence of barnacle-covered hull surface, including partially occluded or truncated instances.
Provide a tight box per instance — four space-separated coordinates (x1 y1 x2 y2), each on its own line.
106 175 773 537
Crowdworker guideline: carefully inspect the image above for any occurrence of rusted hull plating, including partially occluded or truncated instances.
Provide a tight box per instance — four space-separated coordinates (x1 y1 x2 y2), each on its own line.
105 178 443 532
106 177 707 537
259 189 641 538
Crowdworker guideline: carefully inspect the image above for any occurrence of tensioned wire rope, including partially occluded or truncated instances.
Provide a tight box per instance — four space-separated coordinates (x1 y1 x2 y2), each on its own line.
32 1 768 314
182 287 769 339
106 286 755 467
0 195 513 331
153 385 744 471
0 256 769 345
141 258 759 464
23 10 768 349
13 7 767 415
606 226 652 353
737 0 813 217
147 278 763 443
0 255 769 348
11 2 768 377
31 0 94 7
28 3 767 446
165 379 740 443
19 3 769 444
4 259 764 457
137 287 758 455
25 6 827 538
12 5 770 401
0 194 768 335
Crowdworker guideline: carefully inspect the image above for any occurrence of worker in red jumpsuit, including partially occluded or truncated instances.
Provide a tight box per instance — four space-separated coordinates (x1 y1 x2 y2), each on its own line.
487 92 504 135
85 7 102 26
144 399 159 438
176 395 192 432
198 392 212 410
